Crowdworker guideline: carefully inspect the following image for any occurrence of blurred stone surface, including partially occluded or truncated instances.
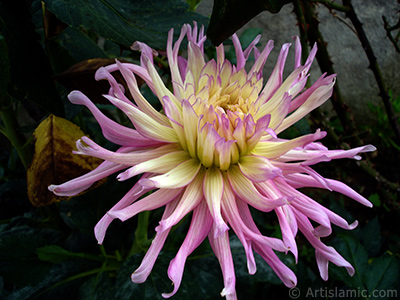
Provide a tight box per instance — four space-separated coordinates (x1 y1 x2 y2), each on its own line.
196 0 400 125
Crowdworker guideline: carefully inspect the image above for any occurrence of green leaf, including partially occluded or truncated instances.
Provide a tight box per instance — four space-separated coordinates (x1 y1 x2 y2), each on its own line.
114 249 223 299
37 245 72 263
361 217 383 257
78 273 115 300
48 26 109 75
364 253 399 300
239 28 263 50
0 232 53 286
186 0 202 11
230 235 290 286
58 27 109 61
207 0 291 45
43 0 209 49
58 177 141 254
181 254 222 299
329 234 368 290
368 193 381 207
37 245 104 263
6 260 102 300
113 253 166 300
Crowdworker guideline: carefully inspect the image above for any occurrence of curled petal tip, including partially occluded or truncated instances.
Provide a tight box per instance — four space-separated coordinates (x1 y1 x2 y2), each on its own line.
94 231 104 245
220 286 237 299
349 220 358 230
161 293 173 299
154 223 167 234
131 271 146 284
213 222 230 239
67 90 86 105
94 67 108 81
116 171 131 181
106 210 126 222
139 178 155 188
347 265 355 277
363 145 377 152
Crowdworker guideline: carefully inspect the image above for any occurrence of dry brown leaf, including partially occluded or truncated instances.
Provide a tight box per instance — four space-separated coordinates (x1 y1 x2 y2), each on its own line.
56 58 143 104
43 7 67 39
27 114 103 207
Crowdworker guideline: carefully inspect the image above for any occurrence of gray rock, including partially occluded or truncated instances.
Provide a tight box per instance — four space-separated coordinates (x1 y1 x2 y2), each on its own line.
196 0 400 125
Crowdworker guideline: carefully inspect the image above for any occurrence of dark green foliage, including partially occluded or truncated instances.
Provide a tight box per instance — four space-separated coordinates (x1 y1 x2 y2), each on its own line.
207 0 291 45
43 0 208 49
0 0 64 116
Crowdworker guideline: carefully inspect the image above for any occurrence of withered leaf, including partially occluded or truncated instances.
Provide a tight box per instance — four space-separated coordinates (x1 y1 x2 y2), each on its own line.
43 6 68 39
27 114 103 207
56 58 143 104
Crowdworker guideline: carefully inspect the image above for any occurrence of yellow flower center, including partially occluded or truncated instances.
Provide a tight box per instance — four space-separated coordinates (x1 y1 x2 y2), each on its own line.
176 61 265 171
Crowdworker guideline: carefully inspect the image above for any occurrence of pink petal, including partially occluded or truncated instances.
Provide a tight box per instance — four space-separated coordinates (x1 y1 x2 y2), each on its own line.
139 158 201 189
249 39 274 76
261 43 291 102
115 60 169 127
131 199 180 283
227 165 288 212
104 95 179 143
277 76 335 134
203 167 229 238
222 182 257 274
131 41 158 66
94 173 151 244
285 173 373 207
236 200 298 287
295 211 355 279
254 243 298 288
275 207 298 260
108 188 182 222
238 155 282 182
208 226 237 300
95 67 130 103
68 91 162 148
156 170 204 233
253 129 327 159
48 160 125 197
116 150 190 181
222 183 287 252
74 137 178 166
105 63 156 94
162 202 212 298
232 34 246 70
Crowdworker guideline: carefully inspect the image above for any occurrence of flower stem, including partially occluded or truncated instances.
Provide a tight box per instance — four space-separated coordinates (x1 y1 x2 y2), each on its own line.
129 210 151 256
135 210 150 244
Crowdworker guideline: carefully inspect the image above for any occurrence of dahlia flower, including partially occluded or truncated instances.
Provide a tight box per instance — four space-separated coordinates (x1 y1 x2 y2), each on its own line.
49 23 375 299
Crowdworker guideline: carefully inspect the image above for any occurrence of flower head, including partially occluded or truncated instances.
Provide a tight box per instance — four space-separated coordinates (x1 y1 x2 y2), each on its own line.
49 23 375 299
